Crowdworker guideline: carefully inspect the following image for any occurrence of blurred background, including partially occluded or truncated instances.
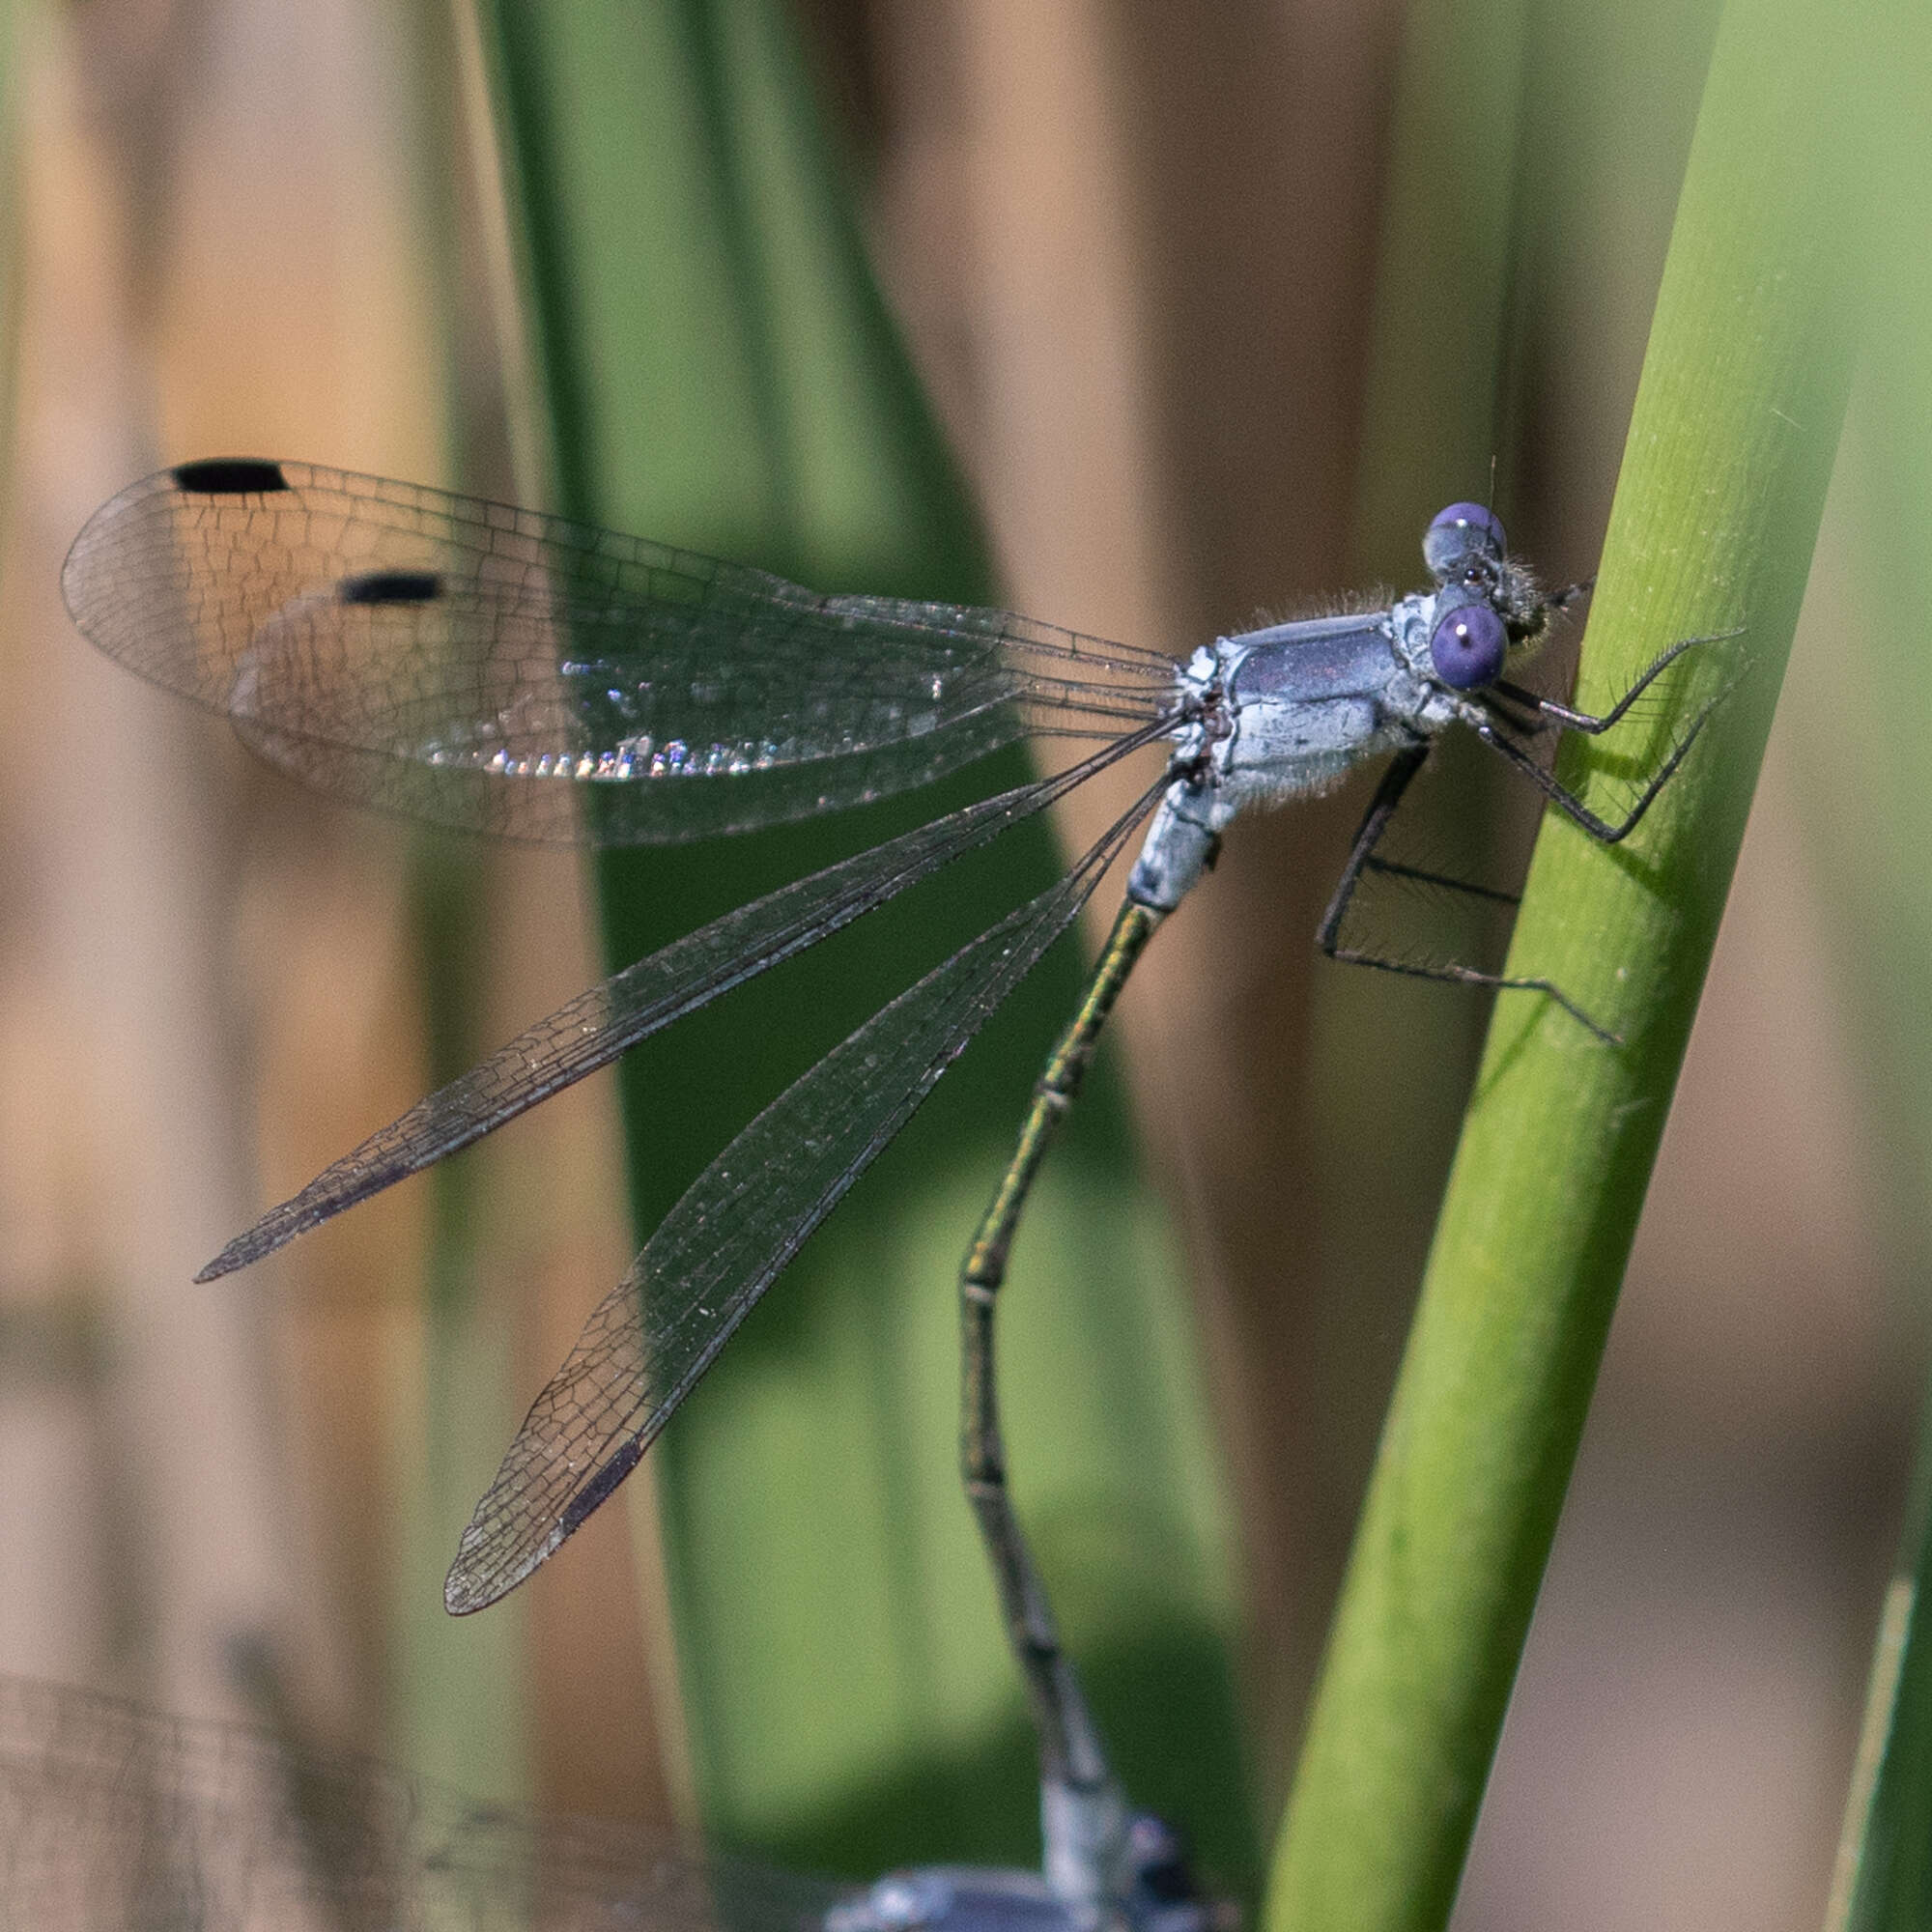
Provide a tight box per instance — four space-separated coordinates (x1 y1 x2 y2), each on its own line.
0 1 1925 1928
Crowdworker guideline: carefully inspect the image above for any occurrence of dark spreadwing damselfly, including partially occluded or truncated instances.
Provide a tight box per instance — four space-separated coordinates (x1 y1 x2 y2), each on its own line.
62 459 1725 1890
0 1671 1222 1932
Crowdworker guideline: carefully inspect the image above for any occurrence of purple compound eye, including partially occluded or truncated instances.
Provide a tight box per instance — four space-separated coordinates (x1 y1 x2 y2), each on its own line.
1429 602 1507 688
1423 501 1507 581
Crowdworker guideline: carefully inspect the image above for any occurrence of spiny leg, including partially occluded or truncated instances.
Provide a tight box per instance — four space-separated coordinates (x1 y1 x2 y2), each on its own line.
1338 641 1738 1037
1490 580 1594 718
1462 676 1727 844
1317 744 1618 1043
1363 856 1519 906
1490 627 1742 736
959 897 1161 1867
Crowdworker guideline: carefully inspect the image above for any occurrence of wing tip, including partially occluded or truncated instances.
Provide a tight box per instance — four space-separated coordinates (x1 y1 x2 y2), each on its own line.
443 1434 650 1615
440 1567 497 1617
198 1169 384 1283
195 1228 270 1281
443 1524 552 1617
196 1213 293 1282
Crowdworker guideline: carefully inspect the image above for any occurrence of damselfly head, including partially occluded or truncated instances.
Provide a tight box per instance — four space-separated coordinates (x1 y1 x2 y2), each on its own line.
1421 501 1506 583
1420 501 1567 687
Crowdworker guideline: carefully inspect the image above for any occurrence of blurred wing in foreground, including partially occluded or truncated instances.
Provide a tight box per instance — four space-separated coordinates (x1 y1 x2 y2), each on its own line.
0 1673 845 1932
62 459 1178 844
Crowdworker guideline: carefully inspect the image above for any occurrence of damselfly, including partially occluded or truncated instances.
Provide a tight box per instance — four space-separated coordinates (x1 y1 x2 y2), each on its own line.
62 460 1723 1871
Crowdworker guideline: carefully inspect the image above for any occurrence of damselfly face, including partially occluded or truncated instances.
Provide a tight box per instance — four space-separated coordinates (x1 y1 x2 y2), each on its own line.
1419 501 1555 690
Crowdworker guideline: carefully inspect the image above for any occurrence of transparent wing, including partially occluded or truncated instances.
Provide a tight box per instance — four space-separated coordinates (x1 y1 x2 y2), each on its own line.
0 1673 846 1932
444 782 1164 1612
63 460 1179 844
199 725 1167 1282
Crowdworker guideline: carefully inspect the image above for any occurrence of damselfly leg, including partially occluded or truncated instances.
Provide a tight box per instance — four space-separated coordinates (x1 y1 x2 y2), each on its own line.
1318 626 1741 1041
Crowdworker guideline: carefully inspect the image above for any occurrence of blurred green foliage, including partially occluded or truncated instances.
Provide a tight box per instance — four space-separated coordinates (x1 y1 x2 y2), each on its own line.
464 0 1253 1893
1809 3 1932 1924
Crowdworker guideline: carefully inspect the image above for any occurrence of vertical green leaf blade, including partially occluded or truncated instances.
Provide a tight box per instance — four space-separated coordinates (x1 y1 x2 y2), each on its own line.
1828 1428 1932 1931
469 0 1250 1887
1266 0 1862 1921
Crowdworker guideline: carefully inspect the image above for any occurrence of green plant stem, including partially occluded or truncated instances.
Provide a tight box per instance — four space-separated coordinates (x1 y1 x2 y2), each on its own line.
1826 1393 1932 1931
1265 0 1861 1922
